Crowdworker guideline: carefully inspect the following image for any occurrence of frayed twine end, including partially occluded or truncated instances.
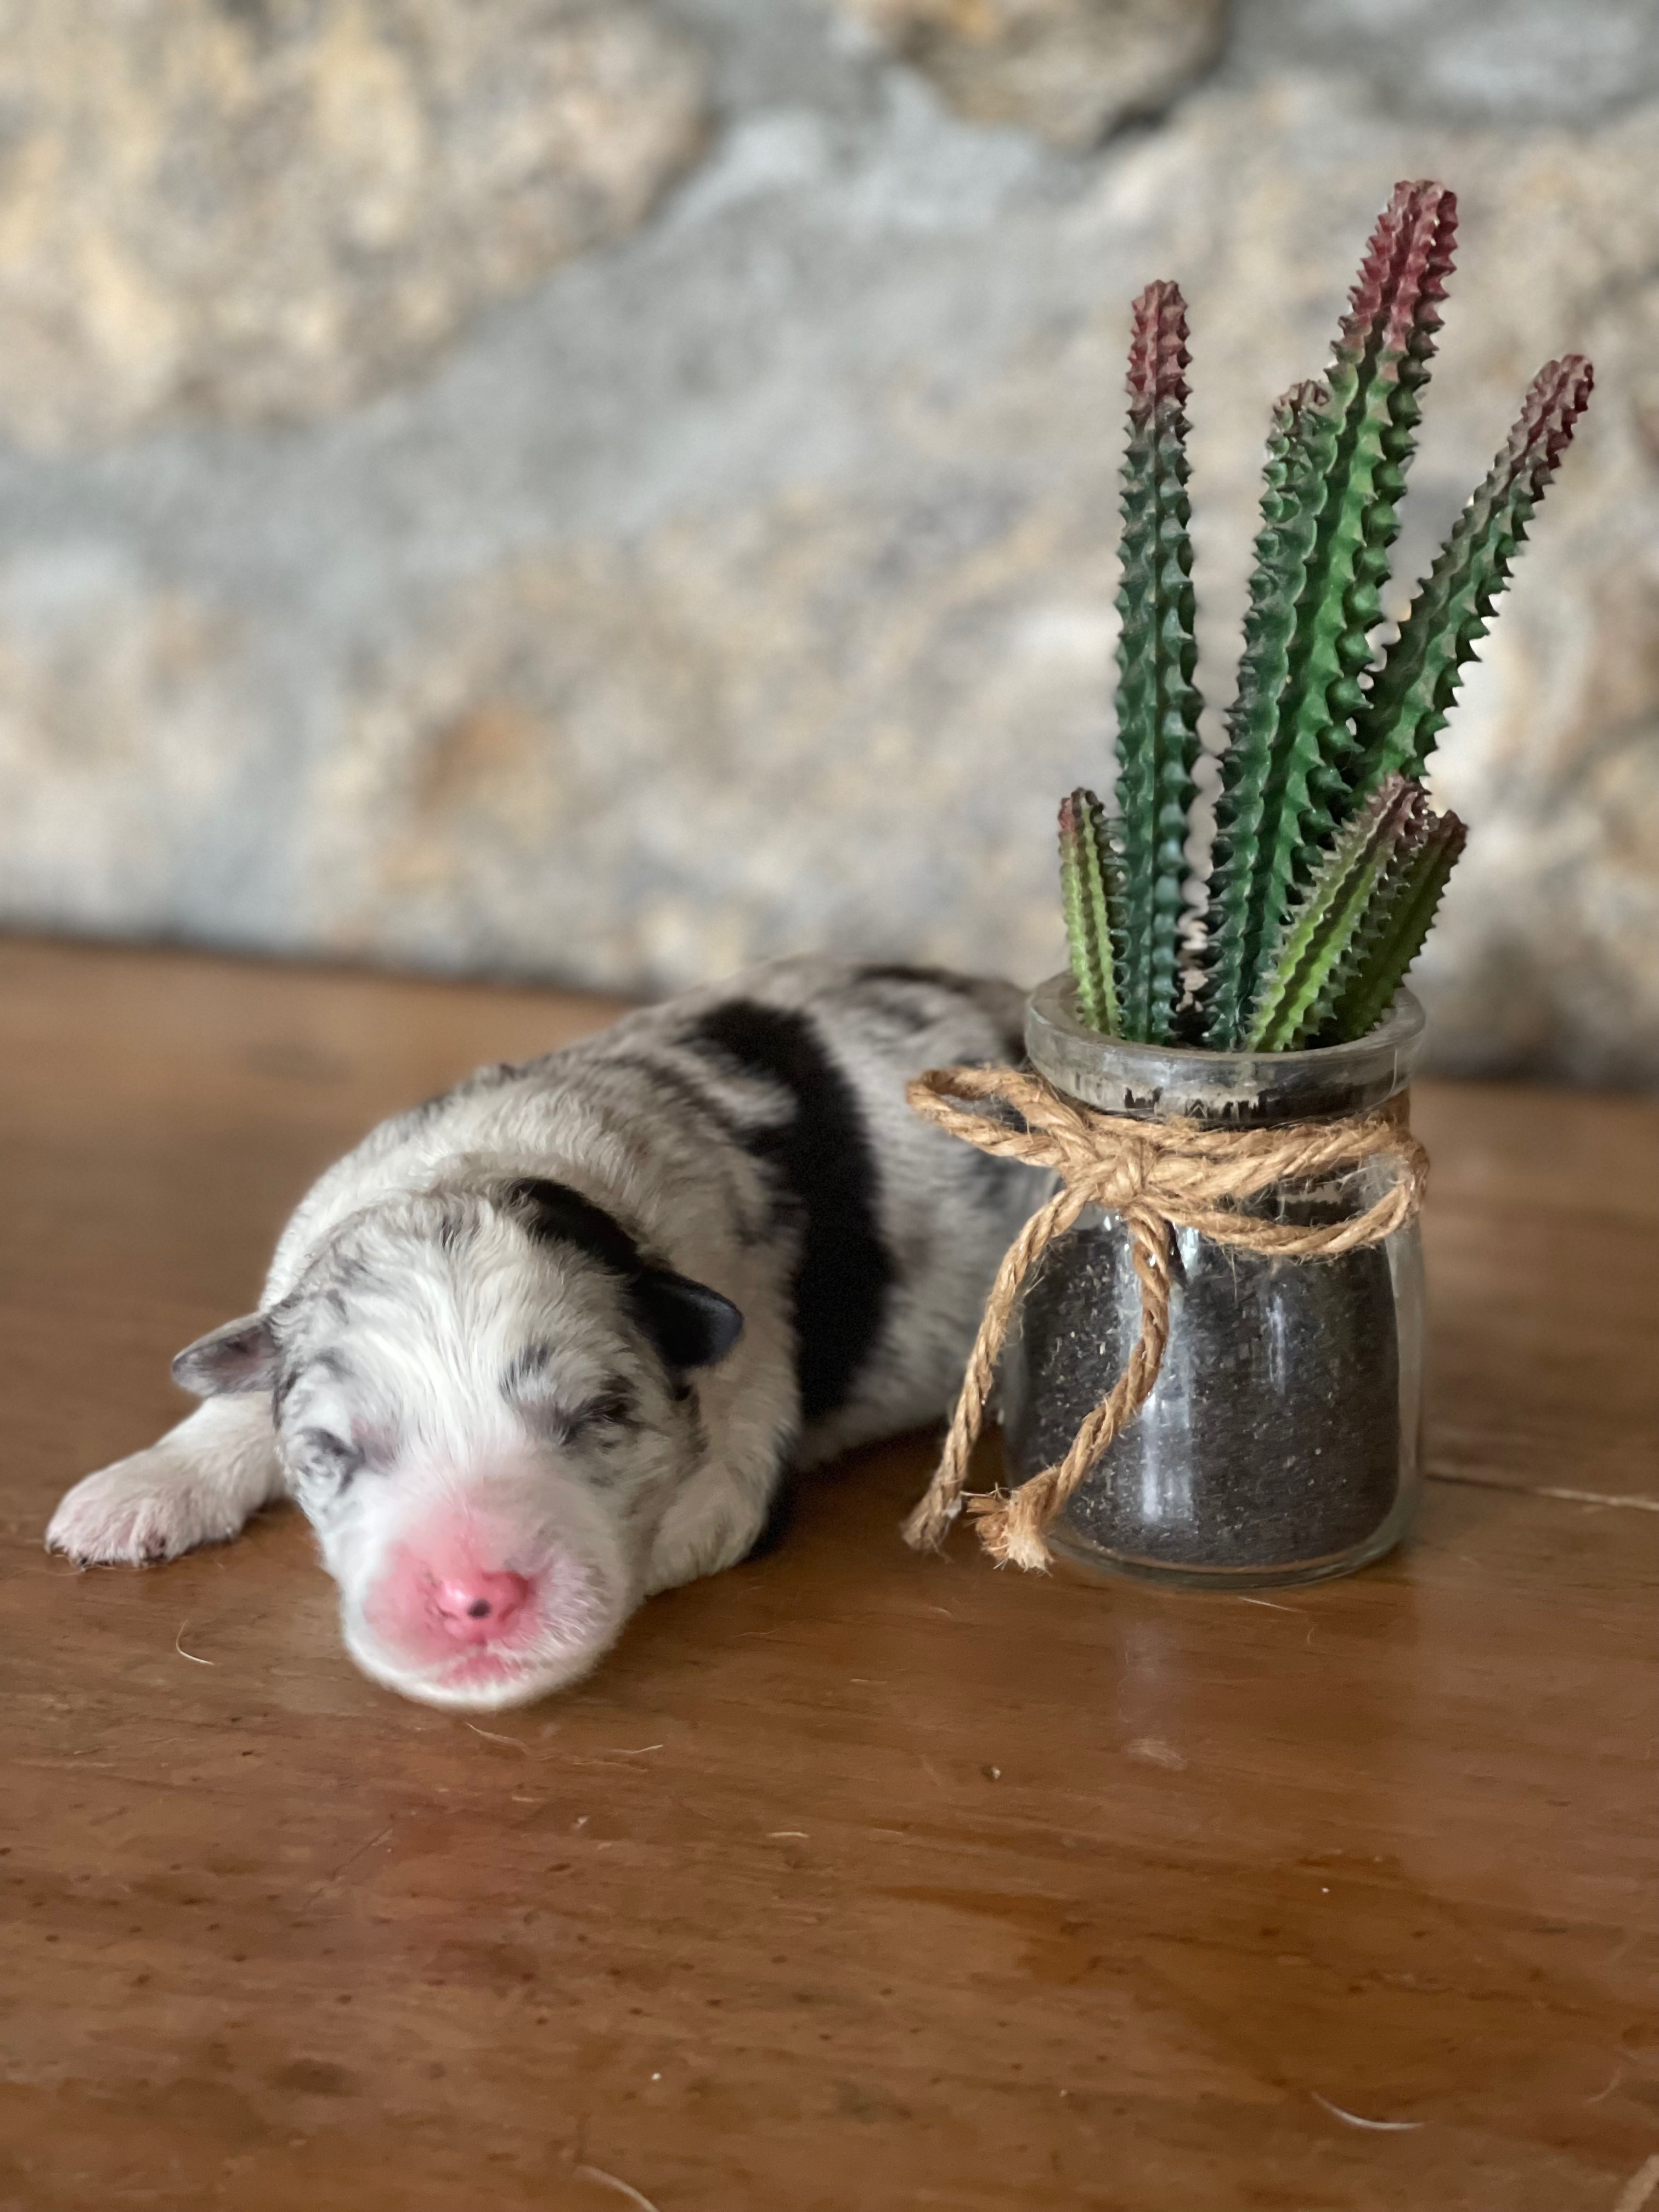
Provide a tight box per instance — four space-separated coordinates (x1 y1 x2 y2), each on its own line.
905 1487 1059 1572
967 1491 1054 1573
901 1489 964 1553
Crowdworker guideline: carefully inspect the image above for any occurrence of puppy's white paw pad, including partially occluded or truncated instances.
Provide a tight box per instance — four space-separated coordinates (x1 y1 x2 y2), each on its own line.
47 1455 235 1567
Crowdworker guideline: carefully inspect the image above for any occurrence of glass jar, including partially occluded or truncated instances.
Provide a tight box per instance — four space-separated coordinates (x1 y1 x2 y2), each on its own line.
998 975 1427 1589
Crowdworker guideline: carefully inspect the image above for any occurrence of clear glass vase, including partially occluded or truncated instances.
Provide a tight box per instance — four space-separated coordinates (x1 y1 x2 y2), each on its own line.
998 975 1427 1589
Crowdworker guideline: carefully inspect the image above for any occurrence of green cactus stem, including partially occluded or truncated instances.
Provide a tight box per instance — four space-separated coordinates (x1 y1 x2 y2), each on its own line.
1352 354 1595 792
1327 808 1468 1040
1245 776 1425 1052
1058 180 1588 1054
1216 181 1459 1037
1059 788 1121 1035
1200 378 1329 1048
1113 279 1204 1046
1308 789 1429 1037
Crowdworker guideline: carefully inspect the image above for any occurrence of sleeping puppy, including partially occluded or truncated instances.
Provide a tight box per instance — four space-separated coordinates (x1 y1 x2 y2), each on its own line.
48 960 1041 1710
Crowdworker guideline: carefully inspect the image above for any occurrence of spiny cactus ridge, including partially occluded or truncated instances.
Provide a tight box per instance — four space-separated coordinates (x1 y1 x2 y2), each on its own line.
1202 376 1329 1052
1245 775 1426 1052
1351 353 1594 793
1112 280 1204 1046
1058 788 1121 1037
1061 179 1589 1054
1330 807 1468 1041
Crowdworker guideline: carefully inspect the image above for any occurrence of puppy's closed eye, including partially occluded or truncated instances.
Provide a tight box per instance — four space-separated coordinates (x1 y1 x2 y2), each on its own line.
299 1428 366 1481
567 1389 636 1434
540 1391 638 1447
505 1359 637 1446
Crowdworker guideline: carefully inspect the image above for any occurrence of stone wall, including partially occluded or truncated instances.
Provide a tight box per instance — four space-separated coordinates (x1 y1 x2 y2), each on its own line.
2 0 1658 1082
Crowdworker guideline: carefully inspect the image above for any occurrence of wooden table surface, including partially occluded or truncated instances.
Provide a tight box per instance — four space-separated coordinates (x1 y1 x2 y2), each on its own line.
2 938 1656 2212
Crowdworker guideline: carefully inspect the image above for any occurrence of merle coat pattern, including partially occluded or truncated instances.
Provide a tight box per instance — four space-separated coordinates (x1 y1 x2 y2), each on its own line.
48 960 1043 1708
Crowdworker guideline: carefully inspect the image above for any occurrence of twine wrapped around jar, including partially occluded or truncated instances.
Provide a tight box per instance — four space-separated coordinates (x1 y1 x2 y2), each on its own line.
904 1065 1430 1572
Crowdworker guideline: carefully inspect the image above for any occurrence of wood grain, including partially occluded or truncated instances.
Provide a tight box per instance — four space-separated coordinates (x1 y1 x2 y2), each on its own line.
2 937 1656 2212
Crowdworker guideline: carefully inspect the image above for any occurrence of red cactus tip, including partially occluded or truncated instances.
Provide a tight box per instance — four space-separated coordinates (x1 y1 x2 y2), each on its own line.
1127 278 1190 417
1510 354 1594 483
1340 179 1459 365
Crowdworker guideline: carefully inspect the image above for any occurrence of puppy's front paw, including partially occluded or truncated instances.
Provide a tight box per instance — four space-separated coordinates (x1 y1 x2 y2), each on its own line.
47 1450 244 1567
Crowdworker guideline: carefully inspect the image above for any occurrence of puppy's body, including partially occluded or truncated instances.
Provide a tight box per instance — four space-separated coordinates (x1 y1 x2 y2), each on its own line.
50 960 1041 1707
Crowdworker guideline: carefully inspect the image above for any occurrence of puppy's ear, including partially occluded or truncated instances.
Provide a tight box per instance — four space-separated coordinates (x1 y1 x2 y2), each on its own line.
635 1269 744 1372
172 1313 280 1397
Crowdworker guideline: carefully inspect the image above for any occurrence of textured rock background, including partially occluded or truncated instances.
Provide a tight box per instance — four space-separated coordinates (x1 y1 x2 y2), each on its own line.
838 0 1226 148
2 0 1658 1081
0 0 707 444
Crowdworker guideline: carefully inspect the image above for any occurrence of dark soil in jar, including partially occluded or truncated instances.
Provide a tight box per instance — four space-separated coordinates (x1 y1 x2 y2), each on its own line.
1000 1194 1401 1570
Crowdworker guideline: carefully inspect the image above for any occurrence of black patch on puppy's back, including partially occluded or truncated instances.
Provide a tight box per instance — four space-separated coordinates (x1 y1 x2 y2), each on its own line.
594 1051 755 1153
688 1000 891 1426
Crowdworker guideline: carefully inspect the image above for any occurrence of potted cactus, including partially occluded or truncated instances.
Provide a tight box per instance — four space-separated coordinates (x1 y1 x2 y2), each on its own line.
910 180 1592 1584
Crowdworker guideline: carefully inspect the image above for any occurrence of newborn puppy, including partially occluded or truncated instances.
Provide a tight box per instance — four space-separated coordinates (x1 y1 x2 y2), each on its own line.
48 960 1040 1709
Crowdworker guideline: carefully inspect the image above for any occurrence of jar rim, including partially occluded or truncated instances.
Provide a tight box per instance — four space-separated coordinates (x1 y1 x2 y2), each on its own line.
1024 974 1426 1124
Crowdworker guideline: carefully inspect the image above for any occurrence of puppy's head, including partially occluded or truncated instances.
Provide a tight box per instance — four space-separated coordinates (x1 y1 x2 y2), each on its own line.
173 1177 742 1710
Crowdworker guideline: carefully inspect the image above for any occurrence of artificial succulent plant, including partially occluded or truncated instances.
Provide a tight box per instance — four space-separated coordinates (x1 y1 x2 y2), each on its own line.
1061 179 1593 1051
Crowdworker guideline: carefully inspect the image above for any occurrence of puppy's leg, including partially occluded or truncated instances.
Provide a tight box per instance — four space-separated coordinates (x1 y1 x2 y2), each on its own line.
644 1452 778 1595
47 1396 285 1566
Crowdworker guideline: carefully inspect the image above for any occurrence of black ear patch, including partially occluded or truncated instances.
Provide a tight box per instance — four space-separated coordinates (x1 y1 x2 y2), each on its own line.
501 1177 744 1374
172 1312 280 1397
634 1269 745 1372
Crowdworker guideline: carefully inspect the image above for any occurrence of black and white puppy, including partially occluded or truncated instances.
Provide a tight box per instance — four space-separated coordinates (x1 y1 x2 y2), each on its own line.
48 960 1041 1710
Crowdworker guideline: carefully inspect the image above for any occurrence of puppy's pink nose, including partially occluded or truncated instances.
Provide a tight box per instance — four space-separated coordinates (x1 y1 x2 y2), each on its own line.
433 1570 532 1644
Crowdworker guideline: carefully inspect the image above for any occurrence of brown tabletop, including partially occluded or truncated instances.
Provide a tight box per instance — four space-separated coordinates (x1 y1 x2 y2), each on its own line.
2 938 1656 2212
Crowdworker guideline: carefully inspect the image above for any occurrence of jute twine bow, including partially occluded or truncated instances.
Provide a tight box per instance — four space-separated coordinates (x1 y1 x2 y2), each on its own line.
904 1065 1429 1572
